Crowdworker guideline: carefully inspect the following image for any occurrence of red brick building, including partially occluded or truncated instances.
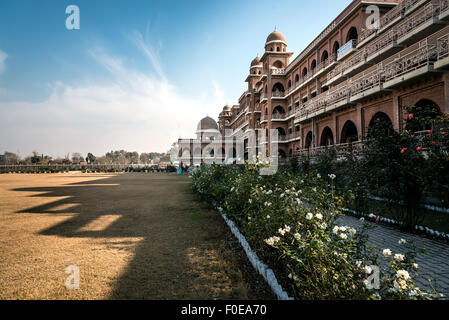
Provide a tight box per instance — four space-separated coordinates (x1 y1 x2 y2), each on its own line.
181 0 449 164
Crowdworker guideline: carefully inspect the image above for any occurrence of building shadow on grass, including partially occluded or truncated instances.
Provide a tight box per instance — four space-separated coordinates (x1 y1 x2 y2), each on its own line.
11 174 253 299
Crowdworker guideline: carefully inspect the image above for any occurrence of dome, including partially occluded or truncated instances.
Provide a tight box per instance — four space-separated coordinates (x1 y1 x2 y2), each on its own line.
197 116 219 132
223 105 232 111
250 56 261 67
266 29 286 43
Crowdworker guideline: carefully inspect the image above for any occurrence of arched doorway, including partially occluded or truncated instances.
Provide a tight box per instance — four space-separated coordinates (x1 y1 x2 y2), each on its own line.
406 99 442 132
272 106 286 114
346 27 358 43
332 41 340 55
368 112 394 136
320 127 334 146
321 50 329 63
341 121 359 143
305 131 313 148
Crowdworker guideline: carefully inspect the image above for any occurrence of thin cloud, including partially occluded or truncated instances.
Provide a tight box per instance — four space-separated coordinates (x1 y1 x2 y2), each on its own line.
0 49 7 74
0 42 225 158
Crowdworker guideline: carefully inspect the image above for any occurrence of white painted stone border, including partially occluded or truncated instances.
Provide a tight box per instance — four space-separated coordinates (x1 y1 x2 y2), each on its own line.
216 206 294 300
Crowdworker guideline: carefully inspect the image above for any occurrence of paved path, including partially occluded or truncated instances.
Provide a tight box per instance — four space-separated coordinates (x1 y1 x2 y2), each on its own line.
338 215 449 296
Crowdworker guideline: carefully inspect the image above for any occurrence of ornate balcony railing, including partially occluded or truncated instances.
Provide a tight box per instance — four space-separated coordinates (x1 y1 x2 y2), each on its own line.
271 90 285 98
271 112 287 120
272 68 286 75
442 0 449 13
395 2 440 41
437 33 449 59
328 83 349 106
383 43 437 82
350 66 384 97
365 29 398 58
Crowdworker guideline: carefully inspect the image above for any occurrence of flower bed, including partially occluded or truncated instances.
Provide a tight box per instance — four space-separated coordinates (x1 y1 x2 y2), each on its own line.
191 163 444 300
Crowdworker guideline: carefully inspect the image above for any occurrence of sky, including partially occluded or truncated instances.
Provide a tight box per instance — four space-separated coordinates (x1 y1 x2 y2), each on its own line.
0 0 351 158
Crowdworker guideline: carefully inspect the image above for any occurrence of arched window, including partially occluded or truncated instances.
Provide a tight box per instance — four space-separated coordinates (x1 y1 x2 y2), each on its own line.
320 127 334 146
311 59 317 71
295 74 300 83
368 112 394 137
321 50 329 63
276 127 286 136
288 80 292 88
340 121 359 143
332 41 340 55
272 82 285 92
302 67 308 77
406 99 442 132
346 27 358 42
273 60 284 68
305 131 313 148
272 106 286 114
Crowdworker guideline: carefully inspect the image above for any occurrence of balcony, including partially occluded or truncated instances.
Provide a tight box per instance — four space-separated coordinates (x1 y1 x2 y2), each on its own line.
441 0 449 20
365 29 403 65
271 90 286 99
383 43 438 89
395 2 443 46
272 68 286 76
350 66 388 103
337 39 357 60
358 0 429 48
435 33 449 69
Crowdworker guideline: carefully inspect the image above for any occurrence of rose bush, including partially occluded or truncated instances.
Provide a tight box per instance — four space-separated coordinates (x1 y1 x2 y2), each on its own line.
191 161 443 300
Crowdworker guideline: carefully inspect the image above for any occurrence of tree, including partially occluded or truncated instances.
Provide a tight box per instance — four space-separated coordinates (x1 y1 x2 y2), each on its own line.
71 152 83 163
86 153 96 164
139 153 149 164
4 151 20 165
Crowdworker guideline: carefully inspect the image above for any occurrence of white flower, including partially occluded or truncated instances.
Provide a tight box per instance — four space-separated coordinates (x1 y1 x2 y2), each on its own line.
364 266 373 274
265 236 280 246
294 233 301 241
320 222 327 230
315 213 323 220
394 253 405 262
280 193 285 198
383 249 392 257
340 233 348 240
394 279 407 291
372 293 381 300
333 226 339 234
356 261 363 268
398 239 407 245
230 187 235 192
284 225 291 233
317 173 321 178
278 228 286 236
266 215 270 219
368 213 375 219
248 199 252 204
312 187 317 192
349 228 357 236
339 227 347 232
396 270 410 280
305 212 313 220
413 263 419 270
328 174 336 180
360 217 365 222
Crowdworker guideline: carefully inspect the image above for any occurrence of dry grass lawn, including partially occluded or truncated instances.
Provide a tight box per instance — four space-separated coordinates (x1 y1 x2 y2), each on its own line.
0 173 273 300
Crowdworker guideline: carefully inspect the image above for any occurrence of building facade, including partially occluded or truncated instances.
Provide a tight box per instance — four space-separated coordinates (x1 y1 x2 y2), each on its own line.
180 0 449 164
